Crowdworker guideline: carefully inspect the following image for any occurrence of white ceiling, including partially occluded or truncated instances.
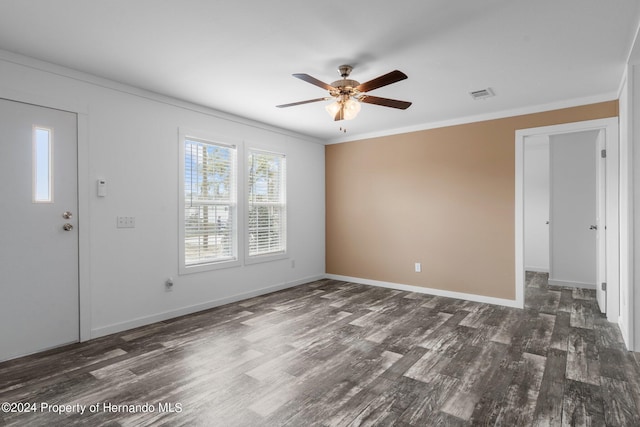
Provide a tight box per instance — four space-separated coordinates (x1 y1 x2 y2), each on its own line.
0 1 639 143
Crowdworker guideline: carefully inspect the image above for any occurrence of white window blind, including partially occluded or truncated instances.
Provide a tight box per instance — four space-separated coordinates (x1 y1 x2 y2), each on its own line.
248 150 286 257
183 138 237 266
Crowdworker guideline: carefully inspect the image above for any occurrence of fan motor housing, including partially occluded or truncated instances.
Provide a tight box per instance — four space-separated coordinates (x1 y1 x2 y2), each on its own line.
330 79 360 95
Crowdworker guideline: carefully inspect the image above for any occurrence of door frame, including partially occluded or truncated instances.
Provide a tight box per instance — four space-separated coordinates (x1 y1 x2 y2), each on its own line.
596 129 608 311
515 117 620 322
0 87 91 343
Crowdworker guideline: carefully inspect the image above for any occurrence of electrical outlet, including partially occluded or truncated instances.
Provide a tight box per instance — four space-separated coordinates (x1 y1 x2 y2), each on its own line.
415 262 421 273
117 216 136 228
165 277 174 292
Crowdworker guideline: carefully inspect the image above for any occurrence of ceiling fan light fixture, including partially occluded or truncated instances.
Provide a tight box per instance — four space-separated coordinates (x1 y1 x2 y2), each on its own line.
325 100 342 118
343 98 361 120
325 97 361 121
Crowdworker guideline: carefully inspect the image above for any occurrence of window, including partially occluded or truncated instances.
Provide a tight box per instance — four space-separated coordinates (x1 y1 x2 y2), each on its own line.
247 150 286 258
33 126 53 203
178 132 288 272
180 136 237 271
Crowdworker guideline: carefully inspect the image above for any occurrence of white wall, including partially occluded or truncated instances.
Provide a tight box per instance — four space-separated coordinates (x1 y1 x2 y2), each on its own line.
617 22 640 351
549 130 598 288
618 70 633 348
0 51 326 339
633 63 640 350
524 136 550 272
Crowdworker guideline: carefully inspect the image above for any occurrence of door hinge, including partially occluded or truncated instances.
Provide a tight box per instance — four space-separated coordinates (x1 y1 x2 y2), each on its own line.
601 282 607 291
601 149 607 158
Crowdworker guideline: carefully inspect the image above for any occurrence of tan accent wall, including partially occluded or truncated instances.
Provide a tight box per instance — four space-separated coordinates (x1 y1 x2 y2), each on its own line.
325 101 618 300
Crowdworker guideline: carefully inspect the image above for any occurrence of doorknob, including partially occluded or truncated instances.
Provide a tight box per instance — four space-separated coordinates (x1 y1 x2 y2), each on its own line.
589 225 598 230
63 223 73 231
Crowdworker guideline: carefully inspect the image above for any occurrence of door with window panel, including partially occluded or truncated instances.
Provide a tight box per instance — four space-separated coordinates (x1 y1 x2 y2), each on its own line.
0 99 79 362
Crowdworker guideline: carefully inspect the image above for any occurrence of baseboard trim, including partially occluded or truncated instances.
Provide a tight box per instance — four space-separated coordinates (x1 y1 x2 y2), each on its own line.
92 272 527 339
548 278 596 289
525 266 550 273
324 274 523 309
91 274 325 339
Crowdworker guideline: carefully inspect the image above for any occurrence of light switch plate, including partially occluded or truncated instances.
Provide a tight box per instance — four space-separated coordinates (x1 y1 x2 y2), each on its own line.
117 216 136 228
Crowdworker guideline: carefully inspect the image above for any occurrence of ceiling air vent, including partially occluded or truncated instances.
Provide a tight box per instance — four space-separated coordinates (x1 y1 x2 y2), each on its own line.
469 88 495 100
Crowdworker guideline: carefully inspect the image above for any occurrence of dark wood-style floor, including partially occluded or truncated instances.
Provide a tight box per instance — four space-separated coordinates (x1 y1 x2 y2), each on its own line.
1 273 639 426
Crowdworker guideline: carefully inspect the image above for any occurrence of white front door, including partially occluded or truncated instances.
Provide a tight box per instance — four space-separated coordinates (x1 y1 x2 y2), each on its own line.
0 98 79 362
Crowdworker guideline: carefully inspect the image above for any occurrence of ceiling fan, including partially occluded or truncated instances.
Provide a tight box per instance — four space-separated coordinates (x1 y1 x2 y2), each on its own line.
276 65 412 121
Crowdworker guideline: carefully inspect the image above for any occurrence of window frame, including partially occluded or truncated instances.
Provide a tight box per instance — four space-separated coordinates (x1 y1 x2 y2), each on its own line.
178 129 242 274
245 147 287 265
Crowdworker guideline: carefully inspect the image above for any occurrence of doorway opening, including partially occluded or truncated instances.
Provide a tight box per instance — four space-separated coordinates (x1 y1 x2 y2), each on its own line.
515 118 619 324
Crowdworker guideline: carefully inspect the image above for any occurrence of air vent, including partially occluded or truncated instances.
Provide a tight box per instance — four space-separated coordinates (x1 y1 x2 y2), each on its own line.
470 88 495 100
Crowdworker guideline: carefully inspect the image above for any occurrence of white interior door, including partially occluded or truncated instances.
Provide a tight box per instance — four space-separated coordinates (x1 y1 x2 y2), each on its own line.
523 135 550 273
549 130 598 289
0 98 79 362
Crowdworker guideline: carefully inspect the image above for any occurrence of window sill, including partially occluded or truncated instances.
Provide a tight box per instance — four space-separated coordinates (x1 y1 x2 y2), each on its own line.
244 251 288 266
179 258 241 275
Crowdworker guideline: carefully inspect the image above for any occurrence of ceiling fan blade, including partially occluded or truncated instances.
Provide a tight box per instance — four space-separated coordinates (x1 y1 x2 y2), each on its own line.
360 95 412 110
292 73 335 91
276 97 330 108
356 70 408 93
